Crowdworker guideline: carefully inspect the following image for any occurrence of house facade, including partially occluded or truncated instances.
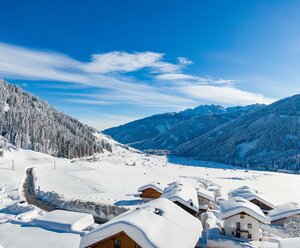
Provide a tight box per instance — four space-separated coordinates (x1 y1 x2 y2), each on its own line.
87 231 141 248
197 187 214 213
220 197 268 241
223 212 262 240
138 182 165 200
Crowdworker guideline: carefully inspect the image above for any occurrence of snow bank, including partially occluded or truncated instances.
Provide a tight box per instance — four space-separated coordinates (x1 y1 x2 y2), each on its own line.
0 222 81 248
207 239 253 248
278 237 300 248
30 210 94 233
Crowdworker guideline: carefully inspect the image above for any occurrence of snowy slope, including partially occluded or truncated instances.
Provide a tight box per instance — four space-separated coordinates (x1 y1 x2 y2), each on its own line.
0 80 112 158
1 135 300 247
175 94 300 171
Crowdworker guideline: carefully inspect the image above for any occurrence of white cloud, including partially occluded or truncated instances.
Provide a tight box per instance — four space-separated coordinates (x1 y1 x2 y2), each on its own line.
0 42 276 110
83 51 184 74
156 73 201 81
177 57 193 65
181 85 276 105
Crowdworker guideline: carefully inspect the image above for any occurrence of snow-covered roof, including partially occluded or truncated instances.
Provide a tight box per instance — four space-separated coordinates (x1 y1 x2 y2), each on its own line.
138 181 166 193
229 186 275 209
196 187 214 202
278 237 300 248
30 210 94 233
80 198 202 248
220 197 268 224
161 181 199 213
268 202 300 222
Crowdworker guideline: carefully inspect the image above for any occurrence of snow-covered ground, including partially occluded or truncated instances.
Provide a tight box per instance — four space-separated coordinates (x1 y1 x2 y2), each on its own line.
33 151 300 208
1 134 300 247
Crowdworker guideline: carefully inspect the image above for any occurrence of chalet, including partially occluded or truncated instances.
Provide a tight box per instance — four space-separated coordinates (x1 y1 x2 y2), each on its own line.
161 181 199 216
268 202 300 225
196 187 214 213
220 197 269 241
137 182 165 200
229 186 275 214
79 198 203 248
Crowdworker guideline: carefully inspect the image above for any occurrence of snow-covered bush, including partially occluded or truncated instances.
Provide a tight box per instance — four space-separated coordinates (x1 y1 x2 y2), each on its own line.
284 215 300 237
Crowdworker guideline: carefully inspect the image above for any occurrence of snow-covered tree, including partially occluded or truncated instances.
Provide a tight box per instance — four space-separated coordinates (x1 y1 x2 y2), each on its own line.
0 80 112 158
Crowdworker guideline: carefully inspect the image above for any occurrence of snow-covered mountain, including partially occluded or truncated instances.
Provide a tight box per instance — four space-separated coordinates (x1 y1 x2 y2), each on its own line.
103 104 263 150
0 80 113 158
174 94 300 171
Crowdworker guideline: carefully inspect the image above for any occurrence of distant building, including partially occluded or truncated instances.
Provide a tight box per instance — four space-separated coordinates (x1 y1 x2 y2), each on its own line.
229 186 275 214
268 202 300 225
161 181 199 216
80 198 203 248
196 187 214 213
138 182 165 200
220 197 269 241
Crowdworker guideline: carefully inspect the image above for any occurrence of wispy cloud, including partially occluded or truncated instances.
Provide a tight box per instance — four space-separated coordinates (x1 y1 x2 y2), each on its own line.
181 85 275 105
82 51 186 74
0 42 275 108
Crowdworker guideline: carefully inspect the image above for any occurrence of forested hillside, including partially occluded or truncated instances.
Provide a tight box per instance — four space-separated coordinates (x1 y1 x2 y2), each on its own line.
104 104 263 151
0 80 112 158
175 95 300 171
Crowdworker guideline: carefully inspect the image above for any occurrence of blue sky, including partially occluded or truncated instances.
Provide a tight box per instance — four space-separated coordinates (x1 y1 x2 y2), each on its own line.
1 0 300 129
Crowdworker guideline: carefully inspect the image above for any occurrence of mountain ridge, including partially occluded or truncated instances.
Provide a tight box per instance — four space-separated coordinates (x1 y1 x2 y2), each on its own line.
104 103 264 151
174 94 300 171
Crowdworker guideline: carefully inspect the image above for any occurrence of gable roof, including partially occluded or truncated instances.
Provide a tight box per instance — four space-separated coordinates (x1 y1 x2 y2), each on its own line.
138 182 166 193
196 187 214 202
229 186 275 209
79 198 202 248
268 202 300 222
161 181 199 213
220 197 268 224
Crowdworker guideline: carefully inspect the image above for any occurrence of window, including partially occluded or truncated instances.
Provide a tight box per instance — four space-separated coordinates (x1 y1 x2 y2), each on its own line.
114 239 121 248
248 223 252 228
240 214 245 219
236 222 241 230
231 231 234 235
248 233 252 239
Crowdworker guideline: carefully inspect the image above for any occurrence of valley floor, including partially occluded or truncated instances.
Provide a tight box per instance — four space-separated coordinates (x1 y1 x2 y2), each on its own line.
0 143 300 247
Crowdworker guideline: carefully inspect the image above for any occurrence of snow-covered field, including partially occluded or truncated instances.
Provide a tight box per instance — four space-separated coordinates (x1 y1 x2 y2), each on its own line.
33 150 300 208
1 134 300 247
